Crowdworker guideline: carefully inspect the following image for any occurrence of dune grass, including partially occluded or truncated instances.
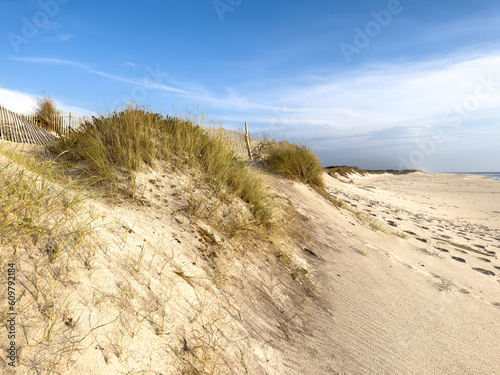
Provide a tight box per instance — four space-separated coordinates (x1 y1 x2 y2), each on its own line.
48 106 273 225
0 147 96 370
266 140 325 190
34 95 63 135
0 148 91 252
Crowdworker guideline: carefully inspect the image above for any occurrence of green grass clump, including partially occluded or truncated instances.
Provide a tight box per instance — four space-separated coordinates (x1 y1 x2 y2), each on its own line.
49 106 272 225
266 141 325 190
34 95 63 135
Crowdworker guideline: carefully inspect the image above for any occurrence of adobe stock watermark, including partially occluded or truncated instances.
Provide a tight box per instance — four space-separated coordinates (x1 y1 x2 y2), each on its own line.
269 107 297 138
213 0 243 21
110 65 170 110
6 262 17 368
339 0 411 63
398 75 498 170
7 0 71 53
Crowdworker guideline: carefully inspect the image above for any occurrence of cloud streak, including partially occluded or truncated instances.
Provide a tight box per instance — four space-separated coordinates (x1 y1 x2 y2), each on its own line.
12 57 189 94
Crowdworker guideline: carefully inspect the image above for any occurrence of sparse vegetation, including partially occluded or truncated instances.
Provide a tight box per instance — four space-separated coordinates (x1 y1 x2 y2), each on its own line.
369 219 383 232
437 279 452 292
0 145 96 372
359 185 374 192
397 232 409 240
355 248 369 257
326 165 421 179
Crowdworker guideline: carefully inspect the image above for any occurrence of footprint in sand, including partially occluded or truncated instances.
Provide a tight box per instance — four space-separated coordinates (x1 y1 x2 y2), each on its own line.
472 267 495 276
435 247 449 253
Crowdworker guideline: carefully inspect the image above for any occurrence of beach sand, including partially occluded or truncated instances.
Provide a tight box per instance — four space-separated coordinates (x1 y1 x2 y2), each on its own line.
271 171 500 374
1 144 499 375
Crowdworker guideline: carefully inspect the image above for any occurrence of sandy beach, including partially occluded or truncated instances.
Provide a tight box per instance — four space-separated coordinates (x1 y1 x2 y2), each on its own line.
271 171 500 374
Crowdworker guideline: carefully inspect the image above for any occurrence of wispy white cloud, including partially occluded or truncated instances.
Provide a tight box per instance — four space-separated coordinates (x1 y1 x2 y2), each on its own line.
55 33 75 42
206 50 500 140
12 57 189 94
119 61 137 67
0 88 92 116
38 21 62 30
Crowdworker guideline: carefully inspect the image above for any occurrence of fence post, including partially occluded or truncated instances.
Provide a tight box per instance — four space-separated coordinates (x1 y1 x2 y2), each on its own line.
69 112 72 135
245 121 253 161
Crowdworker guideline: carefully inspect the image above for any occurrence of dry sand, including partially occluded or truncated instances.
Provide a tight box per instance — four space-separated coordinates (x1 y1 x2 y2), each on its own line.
1 144 499 375
274 171 500 374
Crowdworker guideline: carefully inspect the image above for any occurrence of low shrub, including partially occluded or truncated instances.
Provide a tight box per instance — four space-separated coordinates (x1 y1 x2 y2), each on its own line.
266 141 325 190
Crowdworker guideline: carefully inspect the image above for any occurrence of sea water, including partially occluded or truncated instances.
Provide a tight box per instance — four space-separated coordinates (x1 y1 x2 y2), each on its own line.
456 172 500 181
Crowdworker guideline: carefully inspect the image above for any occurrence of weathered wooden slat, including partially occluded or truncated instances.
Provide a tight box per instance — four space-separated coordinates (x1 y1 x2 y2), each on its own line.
0 107 5 139
0 106 57 145
16 113 31 144
7 110 17 143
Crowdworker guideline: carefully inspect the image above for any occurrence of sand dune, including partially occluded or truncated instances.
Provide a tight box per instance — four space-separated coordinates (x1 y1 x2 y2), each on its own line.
1 145 499 374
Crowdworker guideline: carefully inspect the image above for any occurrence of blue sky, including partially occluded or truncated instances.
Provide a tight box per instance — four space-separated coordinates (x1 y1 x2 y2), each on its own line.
1 0 500 172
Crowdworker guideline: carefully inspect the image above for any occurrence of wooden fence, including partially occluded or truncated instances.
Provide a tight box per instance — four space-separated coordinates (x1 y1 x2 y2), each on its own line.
0 105 260 159
20 113 89 136
206 127 259 160
0 106 57 145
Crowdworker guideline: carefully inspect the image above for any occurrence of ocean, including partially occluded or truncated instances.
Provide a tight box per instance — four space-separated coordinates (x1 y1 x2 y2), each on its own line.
454 172 500 181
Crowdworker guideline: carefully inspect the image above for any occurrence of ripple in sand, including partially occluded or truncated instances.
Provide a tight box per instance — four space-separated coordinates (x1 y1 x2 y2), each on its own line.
452 256 466 263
